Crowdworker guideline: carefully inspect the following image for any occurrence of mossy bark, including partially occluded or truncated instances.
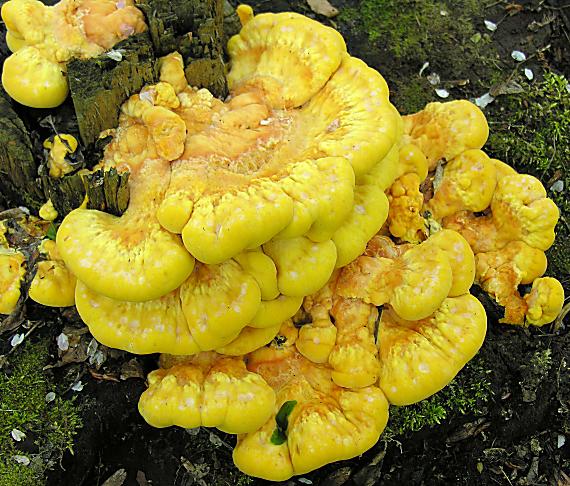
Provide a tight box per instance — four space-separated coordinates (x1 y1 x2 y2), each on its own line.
0 91 45 210
2 0 232 218
83 168 131 217
0 92 130 217
68 32 157 147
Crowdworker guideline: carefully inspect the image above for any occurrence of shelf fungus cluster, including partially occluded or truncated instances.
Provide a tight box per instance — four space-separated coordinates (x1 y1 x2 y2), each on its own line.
0 214 76 313
1 5 565 481
400 101 564 326
138 228 487 480
55 7 404 358
1 0 146 108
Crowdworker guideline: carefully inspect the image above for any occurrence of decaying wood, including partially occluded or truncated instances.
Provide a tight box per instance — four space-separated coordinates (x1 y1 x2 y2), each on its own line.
1 0 231 218
68 33 157 147
84 168 130 217
0 91 45 210
136 0 228 97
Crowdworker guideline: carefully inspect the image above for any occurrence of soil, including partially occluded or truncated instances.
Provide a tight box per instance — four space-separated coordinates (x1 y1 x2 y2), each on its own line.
1 1 570 485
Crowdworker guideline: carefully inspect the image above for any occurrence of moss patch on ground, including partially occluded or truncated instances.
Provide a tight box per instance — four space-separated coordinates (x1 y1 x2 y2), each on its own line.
339 0 503 114
486 72 570 285
0 339 82 486
384 357 492 438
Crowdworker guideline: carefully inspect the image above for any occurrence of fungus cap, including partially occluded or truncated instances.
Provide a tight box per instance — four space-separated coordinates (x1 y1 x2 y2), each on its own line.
227 10 347 108
476 242 548 325
403 100 489 169
215 323 283 356
337 238 453 321
425 229 475 297
43 134 78 178
179 260 262 350
75 282 201 355
1 0 147 107
263 237 338 297
248 294 303 329
0 249 25 315
57 159 195 302
524 277 564 326
74 257 265 355
29 241 76 307
491 174 559 251
427 149 497 220
6 30 26 52
139 356 275 434
2 47 68 108
234 345 389 480
378 294 487 405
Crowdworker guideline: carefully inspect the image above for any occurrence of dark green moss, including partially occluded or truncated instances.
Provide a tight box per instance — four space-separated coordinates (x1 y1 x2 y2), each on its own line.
340 0 488 59
384 357 492 438
393 77 434 115
339 0 503 115
0 339 82 486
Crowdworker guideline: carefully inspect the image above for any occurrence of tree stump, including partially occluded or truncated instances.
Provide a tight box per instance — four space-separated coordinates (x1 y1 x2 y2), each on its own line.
0 0 229 218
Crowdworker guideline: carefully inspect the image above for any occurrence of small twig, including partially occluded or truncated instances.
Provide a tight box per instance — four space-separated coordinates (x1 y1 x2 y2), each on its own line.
553 300 570 332
542 133 557 176
499 466 514 486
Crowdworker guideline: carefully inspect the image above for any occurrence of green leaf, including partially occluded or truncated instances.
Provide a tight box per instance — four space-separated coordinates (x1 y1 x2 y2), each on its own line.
270 400 297 446
270 428 287 445
275 400 297 430
46 223 58 241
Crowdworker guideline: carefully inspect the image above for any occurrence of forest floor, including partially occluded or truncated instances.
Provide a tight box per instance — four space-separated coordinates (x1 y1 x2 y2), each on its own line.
1 0 570 485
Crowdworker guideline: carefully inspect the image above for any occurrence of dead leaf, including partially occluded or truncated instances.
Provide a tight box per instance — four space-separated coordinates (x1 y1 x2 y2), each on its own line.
181 457 209 486
102 469 127 486
120 358 145 381
307 0 339 18
446 419 490 443
490 79 525 97
136 471 150 486
527 12 556 32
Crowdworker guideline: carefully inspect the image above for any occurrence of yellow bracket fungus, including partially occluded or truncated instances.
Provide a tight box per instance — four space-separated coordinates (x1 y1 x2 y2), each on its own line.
139 354 275 434
1 0 146 107
403 100 489 169
440 172 562 324
394 100 564 326
9 5 558 481
337 233 464 321
0 248 26 315
29 240 76 307
54 6 404 362
524 277 565 327
43 134 78 178
139 240 485 480
0 213 77 312
386 144 429 242
38 199 58 221
378 294 487 405
426 149 498 220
